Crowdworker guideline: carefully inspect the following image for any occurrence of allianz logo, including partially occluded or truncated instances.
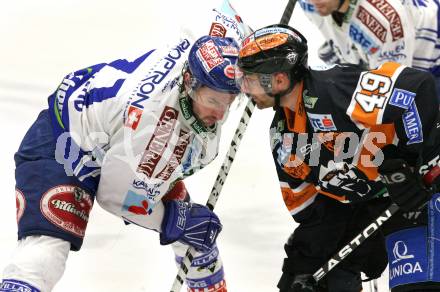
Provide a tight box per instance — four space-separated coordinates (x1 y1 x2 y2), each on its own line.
390 240 423 280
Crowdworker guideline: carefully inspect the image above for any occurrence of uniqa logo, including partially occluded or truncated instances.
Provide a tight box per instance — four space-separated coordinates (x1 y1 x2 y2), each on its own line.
389 240 423 280
390 262 423 280
392 241 414 264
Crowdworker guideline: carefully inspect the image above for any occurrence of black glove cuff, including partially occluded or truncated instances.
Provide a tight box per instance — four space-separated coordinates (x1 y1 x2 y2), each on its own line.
379 159 432 211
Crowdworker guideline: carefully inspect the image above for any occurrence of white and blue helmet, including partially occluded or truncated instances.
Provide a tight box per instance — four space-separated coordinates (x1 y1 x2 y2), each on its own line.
188 35 240 94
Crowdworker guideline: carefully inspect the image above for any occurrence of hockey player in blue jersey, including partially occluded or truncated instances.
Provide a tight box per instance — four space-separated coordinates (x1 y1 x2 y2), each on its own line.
0 2 251 291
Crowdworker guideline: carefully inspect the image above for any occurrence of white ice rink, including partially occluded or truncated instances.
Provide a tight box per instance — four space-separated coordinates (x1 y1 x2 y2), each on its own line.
0 1 388 291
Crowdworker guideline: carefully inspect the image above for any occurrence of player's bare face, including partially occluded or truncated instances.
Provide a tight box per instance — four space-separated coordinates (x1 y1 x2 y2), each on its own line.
191 86 236 127
309 0 340 16
238 73 275 109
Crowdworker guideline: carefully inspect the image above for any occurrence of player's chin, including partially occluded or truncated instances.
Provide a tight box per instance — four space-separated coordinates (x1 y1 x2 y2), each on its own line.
250 96 272 109
256 102 272 109
202 117 217 127
315 7 331 16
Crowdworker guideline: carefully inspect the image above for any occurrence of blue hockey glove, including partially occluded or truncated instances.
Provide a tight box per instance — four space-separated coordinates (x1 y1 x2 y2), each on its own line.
160 200 222 252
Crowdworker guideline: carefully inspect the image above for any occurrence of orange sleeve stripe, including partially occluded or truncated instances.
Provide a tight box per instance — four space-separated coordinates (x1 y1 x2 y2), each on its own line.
317 189 347 202
351 62 401 127
281 183 317 212
371 61 401 77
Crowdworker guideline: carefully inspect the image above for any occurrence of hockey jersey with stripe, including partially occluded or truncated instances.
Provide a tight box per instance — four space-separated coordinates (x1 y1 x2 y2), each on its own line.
299 0 440 75
46 0 250 231
271 62 440 217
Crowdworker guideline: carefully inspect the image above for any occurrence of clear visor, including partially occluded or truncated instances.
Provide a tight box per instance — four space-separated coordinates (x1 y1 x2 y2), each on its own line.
234 66 272 96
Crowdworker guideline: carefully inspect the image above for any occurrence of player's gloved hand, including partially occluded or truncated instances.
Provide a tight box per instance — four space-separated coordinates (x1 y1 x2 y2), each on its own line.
278 273 318 292
318 41 341 65
160 200 222 253
379 158 432 212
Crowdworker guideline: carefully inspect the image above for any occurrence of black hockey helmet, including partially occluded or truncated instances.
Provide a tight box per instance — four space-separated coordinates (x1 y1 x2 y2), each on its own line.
237 24 308 80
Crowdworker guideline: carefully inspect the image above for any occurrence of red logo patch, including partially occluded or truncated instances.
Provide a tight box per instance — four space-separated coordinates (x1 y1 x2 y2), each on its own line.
137 106 178 177
322 117 334 128
16 188 26 223
155 129 190 180
367 0 403 41
197 40 224 72
357 6 387 43
128 200 150 215
220 45 239 56
223 65 235 79
242 36 251 47
209 22 226 37
40 185 93 237
125 106 143 130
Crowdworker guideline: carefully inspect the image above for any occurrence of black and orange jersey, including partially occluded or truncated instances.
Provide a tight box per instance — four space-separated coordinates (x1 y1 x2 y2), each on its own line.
271 62 440 217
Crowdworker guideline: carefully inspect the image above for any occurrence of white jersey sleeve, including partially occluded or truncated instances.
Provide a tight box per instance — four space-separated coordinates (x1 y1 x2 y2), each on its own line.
407 0 440 73
47 0 249 232
299 0 416 68
298 0 364 65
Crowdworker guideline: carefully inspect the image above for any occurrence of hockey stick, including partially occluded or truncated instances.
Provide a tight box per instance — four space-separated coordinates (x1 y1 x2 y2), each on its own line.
367 279 379 292
313 202 399 282
280 0 297 26
206 0 296 210
169 100 256 292
169 1 297 291
312 164 440 283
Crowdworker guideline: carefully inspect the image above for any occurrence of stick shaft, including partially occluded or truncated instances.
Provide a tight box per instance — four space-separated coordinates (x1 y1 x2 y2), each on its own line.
170 1 298 290
280 0 297 25
313 203 399 282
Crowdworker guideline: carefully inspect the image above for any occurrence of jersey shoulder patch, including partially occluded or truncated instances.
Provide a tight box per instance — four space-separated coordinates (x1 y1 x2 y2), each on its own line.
346 62 405 127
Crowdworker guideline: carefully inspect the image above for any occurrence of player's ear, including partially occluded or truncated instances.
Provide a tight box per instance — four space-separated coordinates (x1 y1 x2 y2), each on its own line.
183 72 192 89
273 72 290 90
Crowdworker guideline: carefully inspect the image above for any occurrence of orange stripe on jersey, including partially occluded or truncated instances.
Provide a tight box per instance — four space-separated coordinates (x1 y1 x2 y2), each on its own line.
284 81 306 133
349 62 402 127
317 189 347 202
356 124 396 180
281 183 316 212
372 61 401 77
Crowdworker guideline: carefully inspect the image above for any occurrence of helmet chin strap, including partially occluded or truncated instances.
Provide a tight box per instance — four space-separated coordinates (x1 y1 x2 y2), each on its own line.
258 72 295 111
266 77 295 111
271 93 282 111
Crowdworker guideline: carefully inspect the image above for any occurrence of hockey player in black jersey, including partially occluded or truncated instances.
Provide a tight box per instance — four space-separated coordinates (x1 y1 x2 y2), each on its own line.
236 24 440 292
